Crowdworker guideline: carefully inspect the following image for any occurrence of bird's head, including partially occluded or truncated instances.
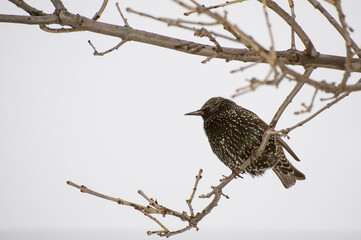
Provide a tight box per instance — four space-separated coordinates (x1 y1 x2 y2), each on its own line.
185 97 236 119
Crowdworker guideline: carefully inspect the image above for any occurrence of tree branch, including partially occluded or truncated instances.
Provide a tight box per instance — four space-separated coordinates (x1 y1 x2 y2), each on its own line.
270 68 314 128
50 0 66 10
0 14 58 24
257 0 317 56
281 79 360 134
1 6 361 73
67 168 241 237
92 0 108 21
281 64 361 94
8 0 46 16
250 68 313 162
307 0 361 58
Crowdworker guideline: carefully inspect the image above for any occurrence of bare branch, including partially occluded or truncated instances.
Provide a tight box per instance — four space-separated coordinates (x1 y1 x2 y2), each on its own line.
262 0 275 50
281 79 361 134
294 89 318 115
281 64 361 93
232 71 285 97
231 62 260 74
262 0 277 70
258 0 317 56
288 0 296 50
92 0 108 21
39 24 79 33
88 39 128 56
143 211 170 235
116 2 130 27
186 169 203 217
50 0 66 10
1 7 361 73
8 0 45 16
188 0 276 66
334 0 352 89
66 181 160 214
67 168 240 237
201 55 216 63
0 14 58 24
307 0 361 58
194 27 222 52
126 7 237 43
184 0 247 16
270 68 314 128
38 0 109 33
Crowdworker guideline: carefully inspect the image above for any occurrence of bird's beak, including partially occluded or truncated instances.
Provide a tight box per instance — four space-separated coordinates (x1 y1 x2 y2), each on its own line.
184 109 203 116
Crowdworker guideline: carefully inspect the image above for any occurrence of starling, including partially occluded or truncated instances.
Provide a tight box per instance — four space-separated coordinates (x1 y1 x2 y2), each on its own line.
185 97 305 188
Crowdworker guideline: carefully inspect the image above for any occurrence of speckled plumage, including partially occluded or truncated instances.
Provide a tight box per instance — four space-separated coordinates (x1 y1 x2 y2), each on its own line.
185 97 305 188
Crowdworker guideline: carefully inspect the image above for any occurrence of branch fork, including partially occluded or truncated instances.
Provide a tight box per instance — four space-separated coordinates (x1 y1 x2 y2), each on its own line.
67 167 239 237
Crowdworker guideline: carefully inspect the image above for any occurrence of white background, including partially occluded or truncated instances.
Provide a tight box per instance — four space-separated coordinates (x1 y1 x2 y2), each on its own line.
1 1 361 239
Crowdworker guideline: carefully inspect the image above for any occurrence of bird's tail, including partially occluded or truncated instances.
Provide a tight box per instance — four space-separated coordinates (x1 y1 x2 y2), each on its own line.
273 157 305 189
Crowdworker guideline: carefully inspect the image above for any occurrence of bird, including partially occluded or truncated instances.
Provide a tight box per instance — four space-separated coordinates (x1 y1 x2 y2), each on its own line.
185 97 305 188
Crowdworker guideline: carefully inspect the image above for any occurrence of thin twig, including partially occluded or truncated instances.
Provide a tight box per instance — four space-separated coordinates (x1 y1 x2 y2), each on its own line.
334 0 352 89
261 0 279 82
184 0 247 16
231 62 259 74
270 67 314 128
194 28 222 52
92 0 108 21
189 0 274 65
281 64 361 94
126 8 236 43
141 211 170 235
306 0 361 58
116 2 130 27
149 225 194 237
201 55 217 64
199 173 235 199
39 24 80 33
88 39 128 56
294 89 318 115
127 7 219 26
137 190 159 208
66 181 158 213
288 0 296 50
282 80 360 134
186 169 203 217
232 73 285 98
262 0 277 69
258 0 317 57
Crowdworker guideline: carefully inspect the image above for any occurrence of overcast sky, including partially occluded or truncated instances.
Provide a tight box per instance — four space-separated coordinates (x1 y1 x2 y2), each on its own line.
1 1 361 240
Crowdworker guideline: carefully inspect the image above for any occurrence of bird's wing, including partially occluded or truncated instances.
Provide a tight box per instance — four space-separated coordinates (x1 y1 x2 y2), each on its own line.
240 107 269 129
240 107 301 162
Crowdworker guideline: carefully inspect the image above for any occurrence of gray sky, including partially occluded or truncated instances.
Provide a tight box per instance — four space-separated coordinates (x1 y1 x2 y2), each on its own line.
1 1 361 239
